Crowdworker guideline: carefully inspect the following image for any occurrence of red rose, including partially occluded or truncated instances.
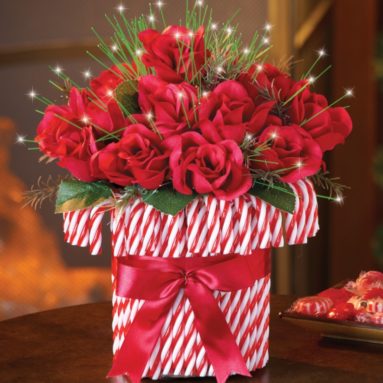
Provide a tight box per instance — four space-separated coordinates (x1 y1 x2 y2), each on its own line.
290 91 352 151
35 89 101 182
138 75 198 137
90 63 136 101
252 125 322 183
199 80 275 144
90 142 133 186
239 64 306 104
91 124 168 189
165 132 252 200
139 25 208 83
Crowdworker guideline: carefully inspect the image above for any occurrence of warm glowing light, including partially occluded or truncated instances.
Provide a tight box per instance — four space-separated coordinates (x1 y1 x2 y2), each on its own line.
111 44 118 52
216 66 224 74
27 89 37 100
226 26 233 35
82 116 90 124
211 22 218 30
54 66 62 74
335 195 344 204
83 70 92 79
148 14 155 23
116 4 125 13
146 112 154 120
296 160 303 168
202 91 209 97
174 32 181 39
245 133 253 141
264 23 272 32
317 48 327 57
308 76 316 84
188 31 194 38
196 0 203 6
345 88 354 97
136 49 143 57
177 91 184 99
156 0 164 8
106 89 114 97
243 47 250 55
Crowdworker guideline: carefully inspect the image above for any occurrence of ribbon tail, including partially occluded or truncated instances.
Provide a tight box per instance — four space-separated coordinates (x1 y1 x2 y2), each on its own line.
186 281 251 383
107 296 174 381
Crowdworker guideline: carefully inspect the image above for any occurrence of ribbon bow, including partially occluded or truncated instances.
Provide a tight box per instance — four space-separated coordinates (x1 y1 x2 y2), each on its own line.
108 250 270 383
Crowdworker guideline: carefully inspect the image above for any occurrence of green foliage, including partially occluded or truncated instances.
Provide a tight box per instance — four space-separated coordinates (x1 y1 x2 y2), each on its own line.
248 181 296 213
142 187 198 215
115 81 140 115
55 179 112 213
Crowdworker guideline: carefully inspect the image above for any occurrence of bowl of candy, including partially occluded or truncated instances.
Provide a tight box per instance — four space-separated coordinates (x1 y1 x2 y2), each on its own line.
280 271 383 344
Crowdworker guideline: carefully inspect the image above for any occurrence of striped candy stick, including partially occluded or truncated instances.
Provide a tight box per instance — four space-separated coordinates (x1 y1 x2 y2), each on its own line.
89 204 108 255
296 181 309 244
285 184 299 244
205 195 221 254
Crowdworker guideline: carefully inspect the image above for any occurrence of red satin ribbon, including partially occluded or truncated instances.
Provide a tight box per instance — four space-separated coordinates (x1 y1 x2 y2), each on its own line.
107 250 270 383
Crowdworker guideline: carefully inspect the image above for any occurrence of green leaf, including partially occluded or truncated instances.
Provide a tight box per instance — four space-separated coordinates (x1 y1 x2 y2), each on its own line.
248 181 296 213
115 81 140 115
55 179 113 213
142 187 198 216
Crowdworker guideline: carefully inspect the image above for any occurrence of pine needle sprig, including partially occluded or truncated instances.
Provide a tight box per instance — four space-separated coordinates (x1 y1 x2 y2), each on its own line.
23 175 68 209
310 170 349 197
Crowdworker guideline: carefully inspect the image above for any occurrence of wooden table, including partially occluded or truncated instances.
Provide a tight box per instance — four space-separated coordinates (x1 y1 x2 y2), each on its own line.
1 295 382 383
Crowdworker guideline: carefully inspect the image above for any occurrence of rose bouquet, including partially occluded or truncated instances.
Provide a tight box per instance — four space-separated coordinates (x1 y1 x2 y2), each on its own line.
23 2 352 382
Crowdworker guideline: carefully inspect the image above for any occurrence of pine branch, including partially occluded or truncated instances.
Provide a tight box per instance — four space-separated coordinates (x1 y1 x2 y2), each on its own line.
309 170 349 197
23 175 68 209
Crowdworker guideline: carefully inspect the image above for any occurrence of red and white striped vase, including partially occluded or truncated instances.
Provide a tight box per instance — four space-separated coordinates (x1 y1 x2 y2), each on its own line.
62 179 319 380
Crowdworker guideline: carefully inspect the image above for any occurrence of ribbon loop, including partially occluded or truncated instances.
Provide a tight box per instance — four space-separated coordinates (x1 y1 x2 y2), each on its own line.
108 250 270 383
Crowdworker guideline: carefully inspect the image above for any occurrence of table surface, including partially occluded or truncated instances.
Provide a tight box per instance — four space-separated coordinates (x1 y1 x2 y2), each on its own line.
1 295 383 383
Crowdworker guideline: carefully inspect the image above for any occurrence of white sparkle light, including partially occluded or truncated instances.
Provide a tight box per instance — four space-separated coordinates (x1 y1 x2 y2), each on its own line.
216 66 224 74
335 195 344 204
82 116 90 124
256 64 264 72
202 91 209 97
264 23 272 32
188 31 194 38
211 22 218 30
148 14 155 23
177 91 184 99
318 48 327 57
196 0 203 6
106 89 114 97
174 31 181 39
136 49 143 57
16 135 25 144
262 36 270 45
243 47 250 55
116 4 125 13
111 44 118 52
308 76 316 84
245 133 253 141
296 160 303 168
345 88 354 97
146 112 154 120
83 70 92 79
156 0 164 8
271 132 278 139
226 26 233 35
54 66 62 74
27 89 37 100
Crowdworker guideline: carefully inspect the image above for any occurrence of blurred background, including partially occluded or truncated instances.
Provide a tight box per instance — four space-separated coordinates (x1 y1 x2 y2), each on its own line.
0 0 380 320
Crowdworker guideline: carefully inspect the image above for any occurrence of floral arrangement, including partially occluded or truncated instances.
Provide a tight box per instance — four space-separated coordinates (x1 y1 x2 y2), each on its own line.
23 1 352 215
